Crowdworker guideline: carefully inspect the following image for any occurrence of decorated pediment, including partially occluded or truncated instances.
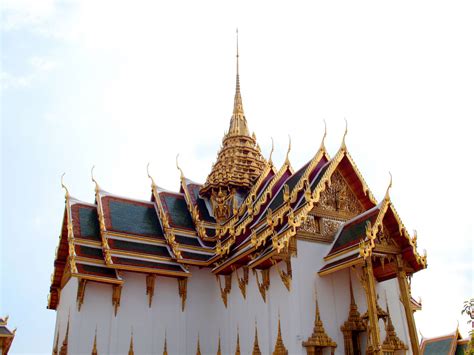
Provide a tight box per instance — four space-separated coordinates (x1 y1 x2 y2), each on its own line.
314 170 364 219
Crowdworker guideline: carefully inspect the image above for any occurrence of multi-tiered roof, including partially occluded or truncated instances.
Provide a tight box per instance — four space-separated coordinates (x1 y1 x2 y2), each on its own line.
48 41 427 312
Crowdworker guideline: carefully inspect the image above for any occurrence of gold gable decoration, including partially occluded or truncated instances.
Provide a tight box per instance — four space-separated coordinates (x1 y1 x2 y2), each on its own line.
302 291 337 354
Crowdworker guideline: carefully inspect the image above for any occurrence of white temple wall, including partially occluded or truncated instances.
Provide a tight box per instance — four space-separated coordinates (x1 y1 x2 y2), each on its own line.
55 239 414 354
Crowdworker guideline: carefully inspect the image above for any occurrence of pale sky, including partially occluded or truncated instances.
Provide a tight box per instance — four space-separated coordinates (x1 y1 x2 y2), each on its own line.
1 0 473 353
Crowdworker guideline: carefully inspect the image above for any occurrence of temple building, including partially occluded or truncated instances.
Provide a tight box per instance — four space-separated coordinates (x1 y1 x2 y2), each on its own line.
420 327 470 355
48 39 428 354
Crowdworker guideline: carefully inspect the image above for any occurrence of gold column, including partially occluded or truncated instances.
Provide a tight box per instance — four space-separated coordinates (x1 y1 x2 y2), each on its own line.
362 258 381 354
396 255 420 355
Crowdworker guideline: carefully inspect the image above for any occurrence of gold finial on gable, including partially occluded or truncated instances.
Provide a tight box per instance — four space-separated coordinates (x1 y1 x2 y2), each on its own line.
147 163 157 188
341 118 348 150
268 137 275 165
91 165 100 193
284 135 292 165
176 154 184 180
61 173 70 200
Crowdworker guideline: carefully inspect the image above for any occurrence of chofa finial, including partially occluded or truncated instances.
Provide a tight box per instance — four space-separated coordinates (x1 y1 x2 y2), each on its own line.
91 165 100 192
268 137 274 165
320 119 327 150
341 118 348 149
285 135 291 164
61 173 70 199
176 154 184 179
384 172 393 200
146 163 157 188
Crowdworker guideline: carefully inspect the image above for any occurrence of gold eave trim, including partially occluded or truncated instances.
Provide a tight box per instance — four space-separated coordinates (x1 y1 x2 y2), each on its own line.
212 246 255 274
72 273 123 285
74 238 102 247
108 263 190 278
110 250 174 263
324 245 359 262
318 256 363 276
105 231 168 246
248 249 276 269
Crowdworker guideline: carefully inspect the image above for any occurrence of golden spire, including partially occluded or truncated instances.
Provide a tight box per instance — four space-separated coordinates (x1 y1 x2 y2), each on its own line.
59 315 70 355
235 327 241 355
163 331 168 355
196 333 202 355
91 327 98 355
128 329 134 355
216 331 222 355
382 301 407 351
273 315 288 355
302 290 337 350
252 321 262 355
231 28 246 128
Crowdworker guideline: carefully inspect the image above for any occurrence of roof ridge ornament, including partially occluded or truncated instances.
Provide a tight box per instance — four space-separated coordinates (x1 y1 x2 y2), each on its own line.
61 173 70 200
320 120 327 151
147 163 157 188
176 154 185 180
341 118 348 150
91 165 100 193
268 137 275 165
284 135 291 165
384 172 393 201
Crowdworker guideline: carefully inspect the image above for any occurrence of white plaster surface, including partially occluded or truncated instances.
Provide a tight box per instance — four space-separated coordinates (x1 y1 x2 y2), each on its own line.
54 239 413 354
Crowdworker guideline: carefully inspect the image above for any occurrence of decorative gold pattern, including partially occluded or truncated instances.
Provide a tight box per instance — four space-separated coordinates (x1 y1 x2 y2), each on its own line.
91 328 98 355
273 258 292 291
216 331 222 355
235 327 241 355
273 316 288 355
112 285 122 316
302 290 337 354
317 170 363 217
59 316 69 355
178 278 187 312
128 330 134 355
160 331 167 355
252 322 261 355
382 303 408 353
299 215 320 234
255 269 270 302
53 325 60 355
217 274 232 307
235 266 249 299
146 274 155 308
76 279 87 311
196 334 201 355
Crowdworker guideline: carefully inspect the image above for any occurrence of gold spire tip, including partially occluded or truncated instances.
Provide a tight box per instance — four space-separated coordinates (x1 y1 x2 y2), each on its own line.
146 162 157 188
